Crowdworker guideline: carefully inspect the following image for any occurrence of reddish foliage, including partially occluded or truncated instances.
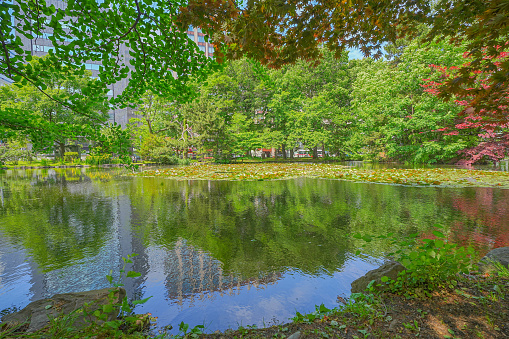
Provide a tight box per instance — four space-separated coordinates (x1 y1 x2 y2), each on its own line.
423 50 509 165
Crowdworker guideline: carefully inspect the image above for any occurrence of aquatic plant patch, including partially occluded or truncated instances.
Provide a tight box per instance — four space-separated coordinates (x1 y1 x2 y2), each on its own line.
130 164 509 189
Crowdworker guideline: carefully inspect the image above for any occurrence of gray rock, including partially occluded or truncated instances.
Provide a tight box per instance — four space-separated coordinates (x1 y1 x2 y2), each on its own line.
1 287 125 333
287 331 301 339
388 318 398 332
478 247 509 273
351 261 406 294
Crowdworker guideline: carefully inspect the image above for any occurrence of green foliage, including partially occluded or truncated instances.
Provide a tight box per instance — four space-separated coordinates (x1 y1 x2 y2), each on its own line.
0 141 32 166
0 56 113 153
347 39 473 163
176 321 205 338
87 253 152 336
85 154 111 166
128 40 482 164
292 304 336 323
484 259 509 278
343 281 386 319
355 225 478 296
64 152 79 163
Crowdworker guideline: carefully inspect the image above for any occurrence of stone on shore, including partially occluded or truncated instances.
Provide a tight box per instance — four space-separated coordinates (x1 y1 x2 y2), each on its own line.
351 261 406 294
478 247 509 274
1 287 126 333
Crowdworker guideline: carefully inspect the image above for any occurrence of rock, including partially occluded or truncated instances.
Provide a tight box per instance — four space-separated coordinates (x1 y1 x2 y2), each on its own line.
351 261 406 294
388 318 398 332
1 287 125 333
287 331 301 339
478 247 509 273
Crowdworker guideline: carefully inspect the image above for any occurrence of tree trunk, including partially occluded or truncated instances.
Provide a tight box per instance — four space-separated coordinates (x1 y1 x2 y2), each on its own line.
282 144 286 160
58 142 65 159
290 149 294 159
313 146 318 159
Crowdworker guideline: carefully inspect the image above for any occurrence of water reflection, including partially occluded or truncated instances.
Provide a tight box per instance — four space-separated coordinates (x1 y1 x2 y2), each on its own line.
0 168 508 332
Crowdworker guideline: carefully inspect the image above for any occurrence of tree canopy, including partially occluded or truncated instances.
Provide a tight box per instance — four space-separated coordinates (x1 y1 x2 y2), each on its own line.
1 0 507 163
184 0 508 120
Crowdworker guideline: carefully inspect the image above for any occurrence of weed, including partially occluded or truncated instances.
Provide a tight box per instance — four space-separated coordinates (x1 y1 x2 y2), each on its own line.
484 259 509 278
444 328 460 339
403 319 420 335
291 304 337 323
175 321 205 338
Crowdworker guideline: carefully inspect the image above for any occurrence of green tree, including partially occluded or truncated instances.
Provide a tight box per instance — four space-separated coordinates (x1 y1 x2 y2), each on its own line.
348 39 475 163
268 48 351 157
1 0 218 157
0 56 109 157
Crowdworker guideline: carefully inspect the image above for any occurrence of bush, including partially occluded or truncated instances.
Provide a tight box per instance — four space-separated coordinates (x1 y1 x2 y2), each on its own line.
64 152 79 163
355 225 478 296
147 147 190 165
85 154 111 165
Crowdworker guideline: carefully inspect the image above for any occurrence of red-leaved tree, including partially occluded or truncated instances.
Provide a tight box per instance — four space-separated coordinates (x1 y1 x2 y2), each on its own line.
423 49 509 165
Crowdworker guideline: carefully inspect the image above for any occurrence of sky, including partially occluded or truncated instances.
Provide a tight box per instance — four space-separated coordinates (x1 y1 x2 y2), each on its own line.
347 48 364 60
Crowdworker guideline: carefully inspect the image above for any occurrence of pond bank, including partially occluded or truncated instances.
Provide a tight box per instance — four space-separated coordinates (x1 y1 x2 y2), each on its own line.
1 269 507 338
200 272 508 339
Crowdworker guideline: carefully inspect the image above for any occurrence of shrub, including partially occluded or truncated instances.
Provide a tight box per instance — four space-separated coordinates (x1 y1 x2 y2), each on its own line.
0 146 31 165
85 154 111 165
148 147 191 165
64 152 79 163
355 225 478 296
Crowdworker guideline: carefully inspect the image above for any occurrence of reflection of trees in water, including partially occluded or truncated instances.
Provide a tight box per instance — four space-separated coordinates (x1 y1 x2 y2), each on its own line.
128 179 352 277
0 169 115 272
164 239 282 305
127 177 509 276
433 188 509 254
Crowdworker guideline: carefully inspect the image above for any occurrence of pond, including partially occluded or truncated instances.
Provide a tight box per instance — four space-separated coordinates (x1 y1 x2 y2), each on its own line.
0 167 508 333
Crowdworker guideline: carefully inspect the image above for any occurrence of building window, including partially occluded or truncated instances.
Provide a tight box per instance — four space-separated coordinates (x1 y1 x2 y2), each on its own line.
32 44 54 53
188 25 193 31
187 33 194 41
36 32 74 42
84 63 100 71
198 35 205 42
208 46 214 53
199 45 206 52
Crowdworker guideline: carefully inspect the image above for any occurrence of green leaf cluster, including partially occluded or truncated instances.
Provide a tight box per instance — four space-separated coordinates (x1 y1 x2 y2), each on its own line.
356 225 478 297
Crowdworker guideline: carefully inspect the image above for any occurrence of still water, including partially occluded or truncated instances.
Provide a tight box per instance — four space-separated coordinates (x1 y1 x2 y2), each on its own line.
0 167 508 332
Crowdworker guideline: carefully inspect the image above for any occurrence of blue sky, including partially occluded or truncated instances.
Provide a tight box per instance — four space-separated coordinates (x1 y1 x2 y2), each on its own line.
347 48 364 60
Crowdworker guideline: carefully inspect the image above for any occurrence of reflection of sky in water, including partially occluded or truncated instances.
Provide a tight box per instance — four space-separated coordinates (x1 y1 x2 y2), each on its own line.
135 247 381 333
